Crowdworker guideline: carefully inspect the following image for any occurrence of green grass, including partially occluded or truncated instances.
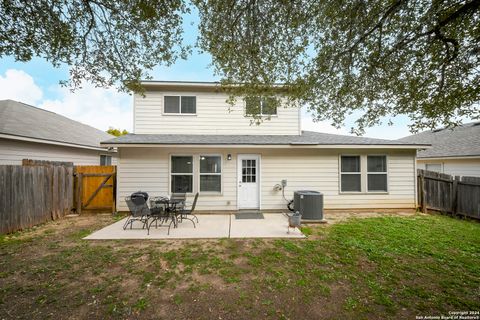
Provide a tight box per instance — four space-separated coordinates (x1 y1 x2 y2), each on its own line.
0 214 478 319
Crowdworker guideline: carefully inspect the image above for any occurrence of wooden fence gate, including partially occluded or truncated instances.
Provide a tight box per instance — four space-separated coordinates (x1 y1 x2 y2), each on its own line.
75 166 116 214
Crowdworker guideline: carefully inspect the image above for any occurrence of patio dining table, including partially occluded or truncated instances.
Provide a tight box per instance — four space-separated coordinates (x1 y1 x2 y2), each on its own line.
149 196 185 232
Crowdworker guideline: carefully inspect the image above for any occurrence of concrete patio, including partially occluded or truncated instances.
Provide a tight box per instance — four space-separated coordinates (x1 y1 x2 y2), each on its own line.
84 213 305 240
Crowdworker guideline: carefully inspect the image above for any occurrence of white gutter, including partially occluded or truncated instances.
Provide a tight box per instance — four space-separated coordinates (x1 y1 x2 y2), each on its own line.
417 155 480 160
0 133 115 152
101 143 430 150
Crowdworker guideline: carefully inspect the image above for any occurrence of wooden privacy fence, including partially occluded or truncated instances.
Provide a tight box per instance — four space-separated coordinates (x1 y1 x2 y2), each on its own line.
0 163 74 234
418 169 480 219
75 165 116 214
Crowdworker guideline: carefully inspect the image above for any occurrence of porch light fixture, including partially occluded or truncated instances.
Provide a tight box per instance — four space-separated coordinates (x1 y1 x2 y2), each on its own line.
227 154 232 160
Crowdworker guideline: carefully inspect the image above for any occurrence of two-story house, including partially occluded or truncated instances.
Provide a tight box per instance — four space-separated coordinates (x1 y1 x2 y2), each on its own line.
102 81 429 213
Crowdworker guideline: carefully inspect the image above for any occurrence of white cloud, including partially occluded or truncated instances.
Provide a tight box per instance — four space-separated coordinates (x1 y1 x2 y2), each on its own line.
39 84 132 131
0 69 43 104
301 107 349 135
0 69 132 132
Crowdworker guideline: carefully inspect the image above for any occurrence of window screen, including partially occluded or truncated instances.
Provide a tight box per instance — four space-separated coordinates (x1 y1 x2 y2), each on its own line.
200 156 221 192
164 96 180 113
340 156 361 192
171 156 193 192
100 155 112 166
341 174 361 192
367 156 388 192
245 96 277 116
181 96 196 114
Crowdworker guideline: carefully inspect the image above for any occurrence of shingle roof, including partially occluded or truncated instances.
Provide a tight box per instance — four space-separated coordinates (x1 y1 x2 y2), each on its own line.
399 121 480 158
0 100 113 149
102 130 428 147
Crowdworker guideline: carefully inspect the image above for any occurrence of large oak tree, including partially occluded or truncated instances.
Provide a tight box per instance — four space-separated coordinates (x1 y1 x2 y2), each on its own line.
1 0 479 132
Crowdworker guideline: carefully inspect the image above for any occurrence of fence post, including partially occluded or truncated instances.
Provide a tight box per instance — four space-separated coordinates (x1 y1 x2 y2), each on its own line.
77 173 83 215
111 170 116 214
419 171 427 213
451 176 459 215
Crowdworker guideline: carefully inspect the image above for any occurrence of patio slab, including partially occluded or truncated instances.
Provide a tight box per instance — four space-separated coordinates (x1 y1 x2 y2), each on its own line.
84 213 305 240
230 213 303 238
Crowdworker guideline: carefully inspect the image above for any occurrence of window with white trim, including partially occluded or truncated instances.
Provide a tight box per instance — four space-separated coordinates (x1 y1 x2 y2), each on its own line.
171 156 193 193
340 156 361 192
100 155 112 166
245 96 278 116
367 156 388 192
199 155 222 192
164 96 196 114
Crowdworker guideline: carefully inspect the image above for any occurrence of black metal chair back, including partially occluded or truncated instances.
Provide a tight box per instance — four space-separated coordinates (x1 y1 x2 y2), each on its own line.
171 193 186 201
170 193 186 209
191 192 199 212
126 191 150 217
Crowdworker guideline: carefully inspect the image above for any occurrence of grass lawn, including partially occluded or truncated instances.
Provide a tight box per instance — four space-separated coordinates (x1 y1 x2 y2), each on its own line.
0 213 479 319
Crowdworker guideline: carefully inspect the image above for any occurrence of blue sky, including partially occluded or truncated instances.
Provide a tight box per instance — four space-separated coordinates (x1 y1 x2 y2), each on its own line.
0 9 415 139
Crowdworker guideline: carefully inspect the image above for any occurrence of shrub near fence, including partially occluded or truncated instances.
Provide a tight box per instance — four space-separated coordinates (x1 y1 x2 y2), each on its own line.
0 164 74 234
418 169 480 219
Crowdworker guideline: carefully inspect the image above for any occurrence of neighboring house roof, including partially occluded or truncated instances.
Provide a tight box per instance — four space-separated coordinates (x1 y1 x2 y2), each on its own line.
399 121 480 158
102 131 429 148
0 100 114 150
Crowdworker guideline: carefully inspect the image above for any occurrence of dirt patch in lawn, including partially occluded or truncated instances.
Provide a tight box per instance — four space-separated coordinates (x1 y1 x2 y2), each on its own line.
0 212 478 319
322 208 420 224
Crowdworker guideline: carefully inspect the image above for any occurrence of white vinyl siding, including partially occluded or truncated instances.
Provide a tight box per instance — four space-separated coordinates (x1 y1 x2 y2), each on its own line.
116 147 416 212
133 91 300 135
425 163 442 173
0 138 117 165
418 159 480 177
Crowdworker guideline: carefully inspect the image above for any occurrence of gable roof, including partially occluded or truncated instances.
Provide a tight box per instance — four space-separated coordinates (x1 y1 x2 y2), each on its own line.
102 130 429 148
0 100 114 150
399 121 480 158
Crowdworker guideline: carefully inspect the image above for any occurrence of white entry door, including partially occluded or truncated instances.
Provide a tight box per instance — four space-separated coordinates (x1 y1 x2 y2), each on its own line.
237 154 260 209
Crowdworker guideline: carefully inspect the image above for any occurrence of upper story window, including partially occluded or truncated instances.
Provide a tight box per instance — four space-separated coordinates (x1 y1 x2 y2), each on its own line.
245 96 278 116
164 96 196 114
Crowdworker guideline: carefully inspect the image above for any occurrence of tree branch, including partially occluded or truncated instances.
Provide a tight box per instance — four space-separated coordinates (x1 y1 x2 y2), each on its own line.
339 0 403 56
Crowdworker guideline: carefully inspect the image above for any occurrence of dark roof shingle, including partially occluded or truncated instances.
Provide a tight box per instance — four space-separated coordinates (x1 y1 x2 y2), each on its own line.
102 130 428 146
0 100 113 149
399 122 480 158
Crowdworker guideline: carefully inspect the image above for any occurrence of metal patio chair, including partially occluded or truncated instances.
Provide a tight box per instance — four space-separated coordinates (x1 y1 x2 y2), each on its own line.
124 192 151 231
148 196 173 232
177 192 199 226
170 193 186 210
